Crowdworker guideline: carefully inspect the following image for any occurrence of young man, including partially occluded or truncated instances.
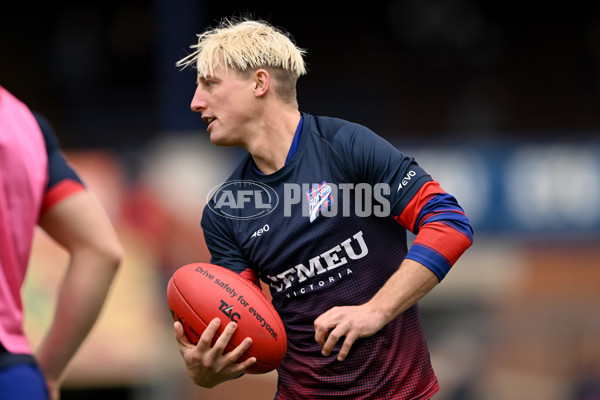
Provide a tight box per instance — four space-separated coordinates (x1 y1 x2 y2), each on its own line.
0 86 122 399
174 19 473 399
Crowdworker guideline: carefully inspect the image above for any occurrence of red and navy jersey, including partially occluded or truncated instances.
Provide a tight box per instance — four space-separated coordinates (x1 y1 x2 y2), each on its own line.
201 113 473 399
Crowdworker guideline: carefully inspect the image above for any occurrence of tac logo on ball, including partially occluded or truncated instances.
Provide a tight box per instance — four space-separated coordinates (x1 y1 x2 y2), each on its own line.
167 263 287 374
218 299 241 323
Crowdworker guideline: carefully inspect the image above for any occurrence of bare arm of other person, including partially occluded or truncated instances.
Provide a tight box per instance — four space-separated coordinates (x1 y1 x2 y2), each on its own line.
35 190 122 399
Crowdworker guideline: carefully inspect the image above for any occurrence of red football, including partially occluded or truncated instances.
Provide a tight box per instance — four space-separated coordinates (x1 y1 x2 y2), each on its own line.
167 263 286 374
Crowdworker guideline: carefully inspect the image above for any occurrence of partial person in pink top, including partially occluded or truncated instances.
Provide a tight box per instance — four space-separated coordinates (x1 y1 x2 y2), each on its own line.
0 86 123 399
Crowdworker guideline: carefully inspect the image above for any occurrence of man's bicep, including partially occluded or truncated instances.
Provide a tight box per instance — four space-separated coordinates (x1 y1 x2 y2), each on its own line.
39 190 120 253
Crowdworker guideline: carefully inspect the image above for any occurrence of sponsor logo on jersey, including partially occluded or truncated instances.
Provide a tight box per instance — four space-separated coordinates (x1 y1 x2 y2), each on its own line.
250 224 270 238
266 230 369 295
306 181 333 222
397 170 416 192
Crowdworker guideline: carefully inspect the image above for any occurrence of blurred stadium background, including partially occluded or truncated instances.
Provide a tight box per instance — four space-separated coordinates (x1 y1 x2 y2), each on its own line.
2 1 599 399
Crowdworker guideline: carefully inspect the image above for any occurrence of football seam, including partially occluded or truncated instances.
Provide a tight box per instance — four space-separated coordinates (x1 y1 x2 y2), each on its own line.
171 280 210 341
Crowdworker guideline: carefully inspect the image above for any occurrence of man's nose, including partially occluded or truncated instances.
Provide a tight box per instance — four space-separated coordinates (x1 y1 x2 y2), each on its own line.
190 87 206 112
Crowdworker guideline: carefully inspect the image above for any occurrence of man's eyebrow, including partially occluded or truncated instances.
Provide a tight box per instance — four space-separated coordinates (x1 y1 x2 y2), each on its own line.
196 75 210 84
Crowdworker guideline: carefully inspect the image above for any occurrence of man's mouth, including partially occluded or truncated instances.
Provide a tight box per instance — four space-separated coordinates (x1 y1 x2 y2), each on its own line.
203 116 216 130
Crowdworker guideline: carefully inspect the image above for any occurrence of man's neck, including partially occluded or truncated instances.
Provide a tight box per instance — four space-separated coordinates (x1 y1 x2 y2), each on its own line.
248 110 301 175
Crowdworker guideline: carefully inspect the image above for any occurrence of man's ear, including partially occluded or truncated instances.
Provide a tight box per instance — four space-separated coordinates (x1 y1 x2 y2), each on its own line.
254 69 270 97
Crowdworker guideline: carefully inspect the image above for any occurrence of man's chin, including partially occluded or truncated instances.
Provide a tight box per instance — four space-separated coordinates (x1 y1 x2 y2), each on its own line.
209 134 231 147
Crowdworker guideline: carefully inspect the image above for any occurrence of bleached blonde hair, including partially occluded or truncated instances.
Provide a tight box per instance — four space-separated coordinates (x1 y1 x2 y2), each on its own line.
176 18 307 103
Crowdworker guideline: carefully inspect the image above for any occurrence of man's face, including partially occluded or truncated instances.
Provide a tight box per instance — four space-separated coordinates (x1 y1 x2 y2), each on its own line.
190 64 257 147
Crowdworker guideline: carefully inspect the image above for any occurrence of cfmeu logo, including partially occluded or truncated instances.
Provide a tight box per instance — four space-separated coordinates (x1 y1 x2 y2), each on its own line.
207 180 278 220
